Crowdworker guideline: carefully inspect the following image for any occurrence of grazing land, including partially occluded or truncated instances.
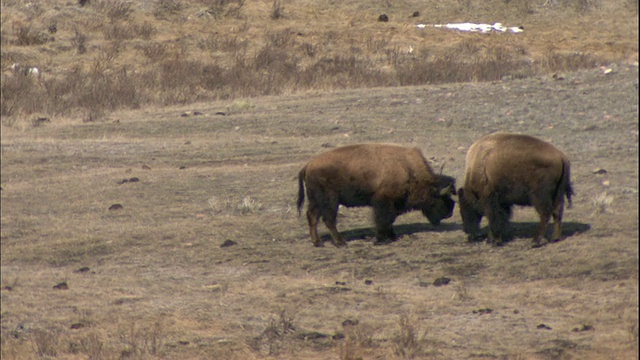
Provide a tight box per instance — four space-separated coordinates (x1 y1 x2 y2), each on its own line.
1 0 638 359
2 64 638 359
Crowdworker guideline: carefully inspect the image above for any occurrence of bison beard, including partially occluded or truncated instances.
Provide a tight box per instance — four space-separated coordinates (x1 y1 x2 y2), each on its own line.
458 132 574 248
297 144 456 247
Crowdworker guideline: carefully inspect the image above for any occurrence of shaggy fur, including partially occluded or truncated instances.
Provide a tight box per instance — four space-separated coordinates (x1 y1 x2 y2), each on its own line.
458 132 574 247
297 144 456 247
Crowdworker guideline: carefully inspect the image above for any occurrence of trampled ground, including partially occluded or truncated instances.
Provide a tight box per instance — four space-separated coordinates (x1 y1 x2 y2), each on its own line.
1 64 638 359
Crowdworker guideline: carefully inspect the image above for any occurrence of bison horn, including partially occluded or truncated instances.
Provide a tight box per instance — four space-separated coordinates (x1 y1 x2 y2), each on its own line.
439 163 446 175
439 184 453 196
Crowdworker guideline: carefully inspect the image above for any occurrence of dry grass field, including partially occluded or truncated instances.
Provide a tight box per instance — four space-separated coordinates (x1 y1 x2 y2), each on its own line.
1 0 639 359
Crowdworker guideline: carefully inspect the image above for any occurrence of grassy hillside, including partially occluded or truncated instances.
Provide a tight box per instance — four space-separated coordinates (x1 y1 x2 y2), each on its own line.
1 0 638 123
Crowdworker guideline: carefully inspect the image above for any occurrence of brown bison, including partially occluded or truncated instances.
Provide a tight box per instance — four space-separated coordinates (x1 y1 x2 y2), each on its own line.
458 132 573 247
297 144 456 247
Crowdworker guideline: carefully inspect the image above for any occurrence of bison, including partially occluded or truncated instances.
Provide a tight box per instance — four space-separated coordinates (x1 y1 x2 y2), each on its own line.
297 144 456 247
458 132 573 248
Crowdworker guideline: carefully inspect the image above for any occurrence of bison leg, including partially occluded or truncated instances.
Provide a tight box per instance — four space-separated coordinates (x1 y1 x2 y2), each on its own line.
318 195 347 248
532 194 555 247
532 213 551 248
306 206 324 247
458 189 484 242
550 199 565 242
322 217 347 248
485 199 512 246
372 202 397 244
464 216 485 242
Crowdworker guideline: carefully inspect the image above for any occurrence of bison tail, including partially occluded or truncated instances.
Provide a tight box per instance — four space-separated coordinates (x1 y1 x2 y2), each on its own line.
566 183 574 209
297 167 306 216
561 158 574 209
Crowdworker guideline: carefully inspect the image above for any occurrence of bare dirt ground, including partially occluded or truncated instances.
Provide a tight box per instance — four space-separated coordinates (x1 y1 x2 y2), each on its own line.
1 65 638 359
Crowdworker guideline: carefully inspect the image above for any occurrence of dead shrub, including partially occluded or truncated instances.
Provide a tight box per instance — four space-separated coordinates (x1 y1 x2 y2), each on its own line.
340 322 377 360
200 64 225 91
118 320 166 357
254 45 297 74
33 62 140 117
396 45 524 85
154 0 185 18
78 332 104 359
0 73 47 119
456 38 483 57
95 0 134 21
250 311 296 356
592 191 614 214
362 35 389 54
301 43 316 58
541 50 599 72
22 2 45 19
156 56 200 90
197 34 218 52
100 40 124 62
299 56 390 89
266 29 293 48
565 0 600 14
40 66 85 115
1 331 28 359
31 329 59 358
202 0 246 19
141 57 225 101
503 0 535 15
72 28 88 54
219 35 248 53
12 22 48 46
102 21 137 41
134 21 156 40
209 196 234 213
393 314 427 359
141 42 169 62
87 65 140 110
542 0 601 13
237 195 264 214
271 0 284 19
225 56 261 97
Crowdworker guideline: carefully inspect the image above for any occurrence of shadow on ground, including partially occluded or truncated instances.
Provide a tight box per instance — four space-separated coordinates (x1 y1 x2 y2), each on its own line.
467 221 592 246
320 222 462 244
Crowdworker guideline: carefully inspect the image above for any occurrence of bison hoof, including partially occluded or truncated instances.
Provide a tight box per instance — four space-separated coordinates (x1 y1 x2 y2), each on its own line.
531 242 543 249
373 238 396 246
313 242 325 248
467 234 486 242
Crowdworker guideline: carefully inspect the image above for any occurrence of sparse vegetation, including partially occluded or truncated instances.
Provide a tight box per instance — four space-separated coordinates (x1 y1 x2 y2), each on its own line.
31 329 60 358
238 195 264 214
0 0 636 122
0 1 637 359
592 191 614 214
392 314 427 359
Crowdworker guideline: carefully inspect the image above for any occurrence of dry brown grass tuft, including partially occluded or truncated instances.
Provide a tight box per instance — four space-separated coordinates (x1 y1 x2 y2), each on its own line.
392 314 429 359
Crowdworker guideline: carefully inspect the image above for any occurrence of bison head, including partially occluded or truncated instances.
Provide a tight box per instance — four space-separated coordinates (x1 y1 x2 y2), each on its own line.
422 176 456 225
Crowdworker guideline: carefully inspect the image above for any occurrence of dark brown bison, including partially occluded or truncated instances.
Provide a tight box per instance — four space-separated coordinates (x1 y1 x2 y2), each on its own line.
297 144 456 247
458 132 573 248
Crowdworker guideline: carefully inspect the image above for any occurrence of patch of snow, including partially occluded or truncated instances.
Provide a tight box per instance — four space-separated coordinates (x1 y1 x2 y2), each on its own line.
417 22 524 33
